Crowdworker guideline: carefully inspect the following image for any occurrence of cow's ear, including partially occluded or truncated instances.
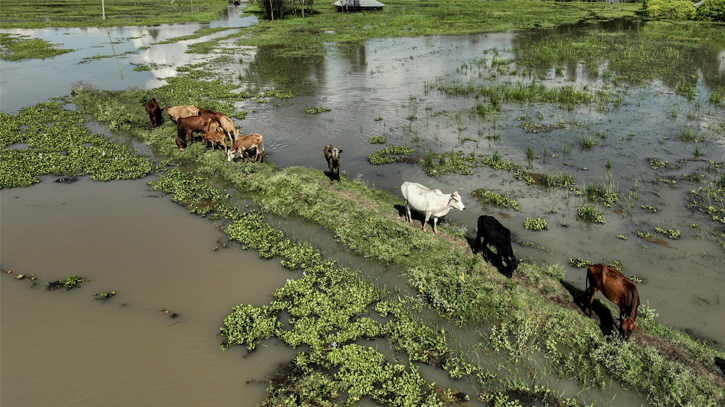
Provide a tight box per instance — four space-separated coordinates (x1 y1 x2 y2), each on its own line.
339 149 343 154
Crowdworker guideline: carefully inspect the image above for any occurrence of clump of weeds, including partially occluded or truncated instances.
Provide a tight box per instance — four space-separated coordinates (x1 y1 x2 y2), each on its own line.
524 217 549 231
577 206 605 224
46 275 87 291
471 189 521 211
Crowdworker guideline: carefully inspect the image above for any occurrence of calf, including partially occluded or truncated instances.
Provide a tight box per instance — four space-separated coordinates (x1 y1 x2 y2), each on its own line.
474 215 520 278
175 115 220 151
323 144 342 182
202 126 228 154
400 182 465 234
227 133 264 162
144 98 162 127
166 105 200 123
198 107 239 141
585 264 641 340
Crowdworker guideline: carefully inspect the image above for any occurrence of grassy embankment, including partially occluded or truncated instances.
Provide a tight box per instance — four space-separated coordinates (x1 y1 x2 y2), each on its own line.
60 71 725 405
0 33 73 61
0 0 228 28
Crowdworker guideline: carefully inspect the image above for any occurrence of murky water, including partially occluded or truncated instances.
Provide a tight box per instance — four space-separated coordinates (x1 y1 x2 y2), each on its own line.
3 7 725 407
0 177 298 406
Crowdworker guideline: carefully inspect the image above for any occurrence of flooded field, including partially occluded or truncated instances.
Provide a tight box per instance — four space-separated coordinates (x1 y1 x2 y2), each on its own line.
0 177 300 407
2 5 725 407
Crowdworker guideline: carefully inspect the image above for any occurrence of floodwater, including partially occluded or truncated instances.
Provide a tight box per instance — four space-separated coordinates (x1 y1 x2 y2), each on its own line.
2 5 725 407
0 177 298 407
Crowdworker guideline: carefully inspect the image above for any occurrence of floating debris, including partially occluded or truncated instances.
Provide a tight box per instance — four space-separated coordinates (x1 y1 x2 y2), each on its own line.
46 275 87 291
94 291 116 300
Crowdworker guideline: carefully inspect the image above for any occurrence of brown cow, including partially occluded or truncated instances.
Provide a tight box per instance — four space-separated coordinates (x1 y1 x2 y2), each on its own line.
202 127 228 154
145 98 162 127
175 116 220 151
166 105 200 123
323 144 342 182
227 134 264 162
585 264 641 340
198 107 239 141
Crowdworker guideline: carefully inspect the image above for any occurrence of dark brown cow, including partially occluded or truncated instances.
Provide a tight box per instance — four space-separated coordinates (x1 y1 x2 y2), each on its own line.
145 98 162 127
175 115 220 151
585 264 641 340
323 144 342 182
198 107 238 141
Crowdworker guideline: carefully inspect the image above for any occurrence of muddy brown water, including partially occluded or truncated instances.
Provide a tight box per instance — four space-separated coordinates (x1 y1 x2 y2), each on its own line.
0 177 299 407
2 8 725 406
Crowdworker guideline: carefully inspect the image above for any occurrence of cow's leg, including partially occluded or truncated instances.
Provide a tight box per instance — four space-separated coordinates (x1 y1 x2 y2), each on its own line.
405 203 412 225
585 285 597 317
422 212 431 232
432 216 439 234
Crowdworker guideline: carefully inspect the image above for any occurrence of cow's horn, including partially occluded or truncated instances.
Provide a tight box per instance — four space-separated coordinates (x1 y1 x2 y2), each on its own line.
455 188 462 192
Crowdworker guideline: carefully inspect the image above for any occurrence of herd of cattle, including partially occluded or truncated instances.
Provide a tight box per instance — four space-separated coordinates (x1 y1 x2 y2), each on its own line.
144 98 641 340
144 98 264 162
402 182 641 340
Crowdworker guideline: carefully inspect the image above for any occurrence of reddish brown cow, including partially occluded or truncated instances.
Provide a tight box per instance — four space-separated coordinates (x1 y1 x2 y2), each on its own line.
197 107 239 141
227 134 264 162
166 105 200 123
175 115 220 151
145 98 162 127
585 264 641 340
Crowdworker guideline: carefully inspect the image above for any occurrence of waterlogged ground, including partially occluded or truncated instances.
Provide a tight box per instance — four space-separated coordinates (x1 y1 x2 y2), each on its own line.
234 23 725 345
3 5 725 407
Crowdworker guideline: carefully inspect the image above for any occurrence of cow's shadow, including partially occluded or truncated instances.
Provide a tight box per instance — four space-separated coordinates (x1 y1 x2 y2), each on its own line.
393 204 450 230
471 241 513 278
324 170 341 182
562 280 617 336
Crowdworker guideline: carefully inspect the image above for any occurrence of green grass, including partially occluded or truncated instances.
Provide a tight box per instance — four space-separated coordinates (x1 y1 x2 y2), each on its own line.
0 0 228 28
0 33 73 61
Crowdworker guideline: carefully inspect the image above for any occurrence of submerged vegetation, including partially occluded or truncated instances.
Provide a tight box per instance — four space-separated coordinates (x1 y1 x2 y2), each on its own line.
0 33 73 61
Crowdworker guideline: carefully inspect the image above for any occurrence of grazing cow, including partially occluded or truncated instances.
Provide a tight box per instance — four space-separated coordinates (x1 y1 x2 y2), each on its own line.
144 98 162 127
585 264 641 340
474 215 520 278
165 105 201 123
175 115 220 151
323 144 342 181
202 126 228 154
227 133 264 162
198 107 239 141
400 182 465 234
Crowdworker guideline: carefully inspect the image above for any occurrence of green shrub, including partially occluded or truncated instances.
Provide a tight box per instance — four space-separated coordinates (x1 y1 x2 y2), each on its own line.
646 0 696 20
695 0 725 21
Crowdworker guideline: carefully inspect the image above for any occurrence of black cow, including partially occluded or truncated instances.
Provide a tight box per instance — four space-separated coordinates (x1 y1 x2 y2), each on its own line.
474 215 520 278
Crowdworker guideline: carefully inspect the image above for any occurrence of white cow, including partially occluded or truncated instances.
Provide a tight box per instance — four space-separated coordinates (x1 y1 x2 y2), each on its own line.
401 182 465 235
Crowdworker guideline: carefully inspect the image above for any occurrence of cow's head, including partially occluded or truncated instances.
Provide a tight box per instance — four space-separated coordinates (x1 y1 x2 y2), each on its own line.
506 257 521 278
622 317 640 341
227 149 237 162
450 188 465 211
